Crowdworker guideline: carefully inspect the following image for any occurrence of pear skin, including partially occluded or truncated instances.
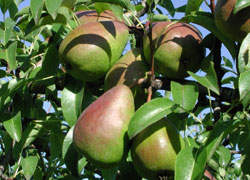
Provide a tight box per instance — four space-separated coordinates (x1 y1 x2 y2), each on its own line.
73 85 134 168
131 118 185 179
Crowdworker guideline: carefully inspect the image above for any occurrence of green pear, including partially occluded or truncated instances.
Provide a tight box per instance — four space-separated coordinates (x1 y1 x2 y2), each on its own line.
76 10 118 25
104 48 148 108
73 85 135 168
131 118 185 180
143 21 204 79
59 21 129 82
214 0 250 42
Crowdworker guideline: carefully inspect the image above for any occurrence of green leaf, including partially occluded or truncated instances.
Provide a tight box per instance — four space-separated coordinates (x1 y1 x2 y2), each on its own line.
175 146 207 180
0 79 27 112
204 120 239 161
13 123 44 160
45 0 62 19
3 111 22 142
188 58 220 95
31 45 59 84
148 14 171 22
21 156 39 180
239 70 250 108
30 0 44 24
62 126 80 175
159 0 175 17
171 81 198 111
185 0 203 15
217 146 231 168
0 69 6 78
6 41 17 70
0 0 13 14
238 33 250 73
8 0 18 19
50 127 64 160
61 79 84 127
234 0 250 14
128 98 177 139
181 12 237 59
92 0 134 11
100 167 118 180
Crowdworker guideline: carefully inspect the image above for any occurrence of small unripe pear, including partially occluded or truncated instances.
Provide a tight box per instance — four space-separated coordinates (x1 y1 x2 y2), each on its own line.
73 85 135 168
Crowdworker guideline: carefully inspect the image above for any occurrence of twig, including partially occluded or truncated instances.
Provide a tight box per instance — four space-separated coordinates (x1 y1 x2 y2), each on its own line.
209 0 215 14
204 169 216 180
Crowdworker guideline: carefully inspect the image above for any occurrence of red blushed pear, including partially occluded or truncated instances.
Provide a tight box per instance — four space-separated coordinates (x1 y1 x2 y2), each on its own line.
104 48 149 109
214 0 250 42
73 85 135 168
131 118 185 180
59 21 129 82
143 21 204 79
76 10 118 25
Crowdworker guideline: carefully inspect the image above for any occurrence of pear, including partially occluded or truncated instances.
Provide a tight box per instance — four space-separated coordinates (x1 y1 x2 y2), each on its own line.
59 21 129 82
131 118 185 179
104 48 148 108
73 85 135 168
214 0 250 42
143 21 204 79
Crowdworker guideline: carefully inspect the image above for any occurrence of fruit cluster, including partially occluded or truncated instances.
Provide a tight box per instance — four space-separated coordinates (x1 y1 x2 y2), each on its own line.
57 3 250 177
58 9 204 179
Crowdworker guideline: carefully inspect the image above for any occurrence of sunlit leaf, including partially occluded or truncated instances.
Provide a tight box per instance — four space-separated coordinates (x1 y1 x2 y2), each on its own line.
234 0 250 14
62 126 80 175
188 57 220 95
175 146 207 180
21 156 39 180
238 33 250 73
3 111 22 142
61 79 84 127
6 41 17 70
217 146 231 168
171 81 198 111
148 14 171 22
92 0 134 11
239 70 250 108
45 0 62 19
30 0 44 24
185 0 203 15
128 98 177 139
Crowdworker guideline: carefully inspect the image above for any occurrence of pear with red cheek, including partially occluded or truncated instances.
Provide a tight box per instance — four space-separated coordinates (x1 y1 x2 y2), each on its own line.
59 21 129 82
143 21 204 79
214 0 250 42
73 85 135 168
